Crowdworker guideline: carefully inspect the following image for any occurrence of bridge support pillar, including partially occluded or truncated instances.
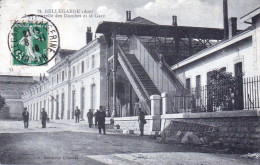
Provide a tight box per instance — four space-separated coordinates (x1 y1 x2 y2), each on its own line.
149 95 161 135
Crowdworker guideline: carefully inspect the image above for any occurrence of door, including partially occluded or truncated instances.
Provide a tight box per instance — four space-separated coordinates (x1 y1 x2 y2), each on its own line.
234 62 243 110
91 84 96 110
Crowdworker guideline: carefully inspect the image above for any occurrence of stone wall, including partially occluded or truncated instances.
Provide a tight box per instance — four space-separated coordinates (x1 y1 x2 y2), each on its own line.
113 116 151 135
161 110 260 152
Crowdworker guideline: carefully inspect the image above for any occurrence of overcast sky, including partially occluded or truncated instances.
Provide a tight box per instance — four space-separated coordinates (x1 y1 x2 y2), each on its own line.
0 0 259 76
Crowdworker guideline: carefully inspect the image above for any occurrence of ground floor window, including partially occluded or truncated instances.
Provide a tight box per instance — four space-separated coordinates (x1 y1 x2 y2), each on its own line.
61 93 65 119
81 87 85 119
56 95 59 119
91 84 96 110
72 90 75 119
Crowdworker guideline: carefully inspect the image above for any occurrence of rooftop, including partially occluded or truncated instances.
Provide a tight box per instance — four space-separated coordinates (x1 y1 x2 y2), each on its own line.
240 7 260 24
96 20 224 40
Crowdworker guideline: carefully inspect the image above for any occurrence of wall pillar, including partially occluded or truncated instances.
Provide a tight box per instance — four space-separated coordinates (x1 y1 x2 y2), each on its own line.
254 15 260 75
161 92 168 115
111 30 117 117
161 92 168 135
149 95 161 135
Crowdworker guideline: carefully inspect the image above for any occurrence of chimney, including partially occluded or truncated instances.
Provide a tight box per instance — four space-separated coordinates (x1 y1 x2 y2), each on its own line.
223 0 229 39
172 15 177 26
126 11 131 21
228 17 237 38
86 27 93 44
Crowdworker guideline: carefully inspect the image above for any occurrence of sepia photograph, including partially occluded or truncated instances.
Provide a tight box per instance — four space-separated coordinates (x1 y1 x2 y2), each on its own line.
0 0 260 164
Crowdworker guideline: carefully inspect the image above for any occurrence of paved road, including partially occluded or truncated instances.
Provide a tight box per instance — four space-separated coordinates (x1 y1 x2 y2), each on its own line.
0 120 259 165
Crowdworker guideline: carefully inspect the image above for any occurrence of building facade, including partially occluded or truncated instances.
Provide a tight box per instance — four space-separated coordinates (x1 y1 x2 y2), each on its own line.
22 35 107 121
0 75 37 119
171 9 260 111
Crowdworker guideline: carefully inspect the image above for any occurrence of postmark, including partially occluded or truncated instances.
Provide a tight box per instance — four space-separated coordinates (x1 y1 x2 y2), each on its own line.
8 14 60 66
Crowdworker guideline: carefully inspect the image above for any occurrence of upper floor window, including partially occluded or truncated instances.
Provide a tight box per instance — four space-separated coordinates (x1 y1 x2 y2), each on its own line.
73 66 76 77
56 73 59 84
81 61 84 73
86 59 89 69
62 71 65 81
91 55 95 68
64 69 67 79
77 63 80 74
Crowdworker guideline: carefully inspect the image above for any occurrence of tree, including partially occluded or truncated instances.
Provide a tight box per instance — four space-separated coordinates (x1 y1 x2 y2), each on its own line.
0 95 6 111
207 68 243 111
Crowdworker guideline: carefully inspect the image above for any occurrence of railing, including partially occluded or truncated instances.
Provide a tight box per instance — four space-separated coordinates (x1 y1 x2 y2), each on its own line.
129 35 185 94
244 76 260 109
117 44 151 114
165 76 260 114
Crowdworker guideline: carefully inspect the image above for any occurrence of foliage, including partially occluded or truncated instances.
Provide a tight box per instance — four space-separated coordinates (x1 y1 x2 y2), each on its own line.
207 68 243 111
0 95 6 111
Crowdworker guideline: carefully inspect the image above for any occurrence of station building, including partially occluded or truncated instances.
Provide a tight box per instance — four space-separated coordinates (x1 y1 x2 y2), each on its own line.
22 28 108 121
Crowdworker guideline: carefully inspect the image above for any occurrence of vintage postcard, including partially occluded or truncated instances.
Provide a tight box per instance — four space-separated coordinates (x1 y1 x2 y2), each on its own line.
0 0 260 164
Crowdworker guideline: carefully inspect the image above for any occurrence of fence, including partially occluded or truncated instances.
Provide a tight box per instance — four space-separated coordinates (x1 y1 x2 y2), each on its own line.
166 76 260 114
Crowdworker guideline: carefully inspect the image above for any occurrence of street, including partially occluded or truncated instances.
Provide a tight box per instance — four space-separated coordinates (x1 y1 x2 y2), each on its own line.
0 120 259 165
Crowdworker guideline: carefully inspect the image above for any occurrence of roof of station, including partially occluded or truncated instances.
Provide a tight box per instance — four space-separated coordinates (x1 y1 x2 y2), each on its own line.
240 7 260 24
96 20 224 40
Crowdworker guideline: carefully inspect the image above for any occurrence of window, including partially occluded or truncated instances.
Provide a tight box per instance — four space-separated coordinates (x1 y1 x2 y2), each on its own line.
64 69 67 79
234 62 242 76
56 74 59 84
81 61 84 73
91 84 96 109
185 78 191 93
77 63 80 74
62 71 64 81
73 66 75 77
72 90 75 119
56 95 59 119
80 87 85 119
234 62 243 110
195 75 201 99
86 59 89 69
91 55 95 68
52 77 54 85
61 93 65 119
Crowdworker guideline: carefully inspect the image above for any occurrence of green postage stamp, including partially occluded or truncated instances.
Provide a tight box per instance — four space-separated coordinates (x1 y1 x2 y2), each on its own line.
8 14 60 66
12 22 48 65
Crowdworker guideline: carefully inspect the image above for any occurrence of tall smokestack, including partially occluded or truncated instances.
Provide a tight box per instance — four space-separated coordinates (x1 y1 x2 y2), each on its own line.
126 11 131 21
228 17 237 38
172 15 177 26
223 0 229 39
86 27 93 44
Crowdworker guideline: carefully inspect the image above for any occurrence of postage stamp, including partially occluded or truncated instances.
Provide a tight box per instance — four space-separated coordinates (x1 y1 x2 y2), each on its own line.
8 14 60 66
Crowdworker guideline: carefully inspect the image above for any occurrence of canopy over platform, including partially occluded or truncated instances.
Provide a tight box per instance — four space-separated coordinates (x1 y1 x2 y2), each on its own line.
96 21 224 40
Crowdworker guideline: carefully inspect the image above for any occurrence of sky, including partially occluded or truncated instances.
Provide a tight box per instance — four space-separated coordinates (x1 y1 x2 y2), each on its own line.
0 0 259 76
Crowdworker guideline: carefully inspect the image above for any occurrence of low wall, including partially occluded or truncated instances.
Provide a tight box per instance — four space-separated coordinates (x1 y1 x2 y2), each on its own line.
112 116 152 135
108 109 260 151
161 110 260 152
0 107 10 119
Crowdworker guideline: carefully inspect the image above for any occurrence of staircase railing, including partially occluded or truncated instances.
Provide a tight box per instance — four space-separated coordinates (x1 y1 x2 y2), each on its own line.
129 35 186 94
150 49 187 93
117 44 151 113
